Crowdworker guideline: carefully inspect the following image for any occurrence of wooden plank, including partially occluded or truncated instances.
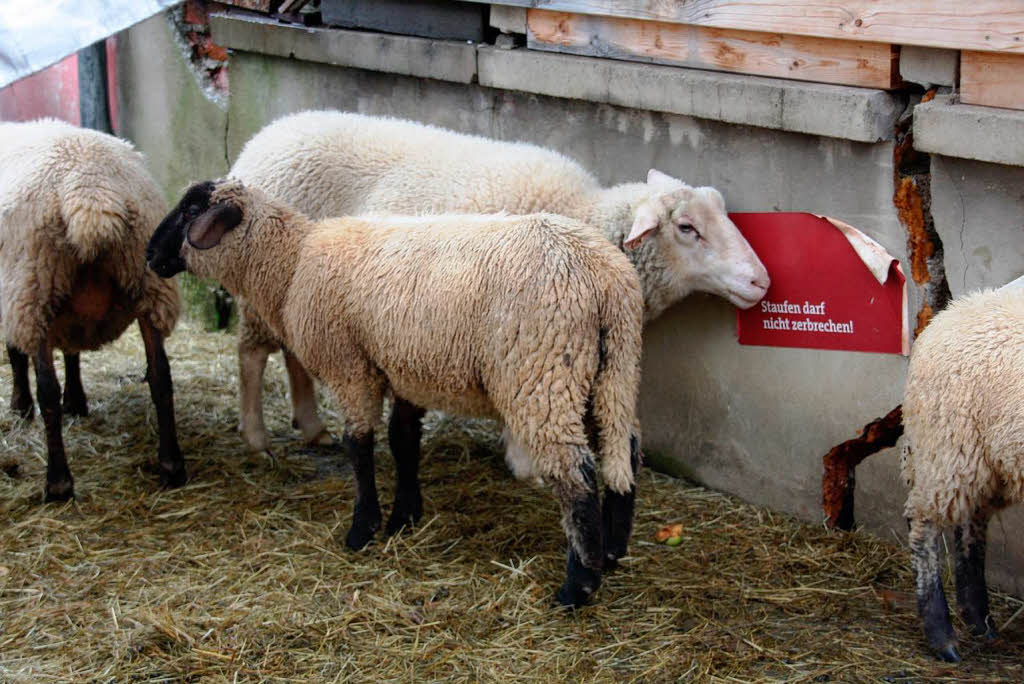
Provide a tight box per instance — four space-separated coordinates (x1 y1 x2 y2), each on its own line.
961 51 1024 109
470 1 1024 53
527 10 897 88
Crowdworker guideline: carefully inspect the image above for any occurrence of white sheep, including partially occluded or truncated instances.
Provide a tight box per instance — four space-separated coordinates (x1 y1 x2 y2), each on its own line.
228 110 769 452
901 284 1024 662
146 179 644 607
0 119 184 500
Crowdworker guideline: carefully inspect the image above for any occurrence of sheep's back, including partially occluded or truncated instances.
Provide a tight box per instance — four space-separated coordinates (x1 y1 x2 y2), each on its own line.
230 110 597 221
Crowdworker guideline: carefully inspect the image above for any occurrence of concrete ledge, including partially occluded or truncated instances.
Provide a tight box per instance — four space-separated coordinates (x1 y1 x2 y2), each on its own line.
210 10 477 84
490 5 527 34
478 46 905 142
914 95 1024 167
211 12 905 142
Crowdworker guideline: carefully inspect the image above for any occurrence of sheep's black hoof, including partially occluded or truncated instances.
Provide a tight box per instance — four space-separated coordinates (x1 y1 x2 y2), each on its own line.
933 643 961 663
345 525 376 551
556 549 601 609
62 398 88 417
159 460 187 488
11 397 34 421
603 554 620 572
555 580 595 609
385 494 422 537
346 515 380 550
44 478 75 502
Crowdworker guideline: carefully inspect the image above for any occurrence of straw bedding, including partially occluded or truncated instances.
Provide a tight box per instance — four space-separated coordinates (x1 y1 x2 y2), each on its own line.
1 321 1022 682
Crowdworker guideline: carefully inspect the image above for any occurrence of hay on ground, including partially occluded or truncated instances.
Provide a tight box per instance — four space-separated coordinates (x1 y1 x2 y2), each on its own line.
0 320 1022 682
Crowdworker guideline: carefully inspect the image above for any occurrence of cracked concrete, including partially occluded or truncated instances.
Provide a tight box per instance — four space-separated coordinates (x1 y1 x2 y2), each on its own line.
930 155 1024 296
115 11 229 202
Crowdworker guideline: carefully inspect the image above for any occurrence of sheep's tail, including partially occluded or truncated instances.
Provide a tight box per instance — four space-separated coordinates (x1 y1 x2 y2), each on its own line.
59 182 133 262
56 134 142 262
592 273 644 495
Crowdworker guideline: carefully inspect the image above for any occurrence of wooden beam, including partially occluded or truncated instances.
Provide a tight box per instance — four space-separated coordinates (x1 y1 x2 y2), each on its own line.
471 1 1024 53
527 9 898 88
961 51 1024 109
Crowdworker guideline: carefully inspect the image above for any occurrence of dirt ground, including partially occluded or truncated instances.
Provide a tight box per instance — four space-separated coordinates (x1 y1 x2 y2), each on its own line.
1 321 1022 682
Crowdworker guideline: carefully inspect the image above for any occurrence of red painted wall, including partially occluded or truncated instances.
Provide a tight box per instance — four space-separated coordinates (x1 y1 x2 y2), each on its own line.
0 38 119 131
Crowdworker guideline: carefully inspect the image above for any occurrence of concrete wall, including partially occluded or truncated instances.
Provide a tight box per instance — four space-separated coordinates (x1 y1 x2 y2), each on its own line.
931 156 1024 295
115 12 228 205
114 13 1024 595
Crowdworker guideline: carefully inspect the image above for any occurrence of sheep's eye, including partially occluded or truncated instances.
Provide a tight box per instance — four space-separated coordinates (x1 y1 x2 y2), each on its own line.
184 205 200 220
678 222 698 236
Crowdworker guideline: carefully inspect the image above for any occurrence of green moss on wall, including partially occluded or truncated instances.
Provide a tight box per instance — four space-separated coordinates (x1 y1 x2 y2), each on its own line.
180 274 237 332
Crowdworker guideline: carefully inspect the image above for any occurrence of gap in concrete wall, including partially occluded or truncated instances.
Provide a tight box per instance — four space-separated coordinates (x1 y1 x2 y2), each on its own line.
893 93 952 335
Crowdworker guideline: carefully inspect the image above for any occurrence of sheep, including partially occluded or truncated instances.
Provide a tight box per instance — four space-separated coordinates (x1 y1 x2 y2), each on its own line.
901 284 1024 662
228 110 769 452
0 119 184 500
146 178 644 607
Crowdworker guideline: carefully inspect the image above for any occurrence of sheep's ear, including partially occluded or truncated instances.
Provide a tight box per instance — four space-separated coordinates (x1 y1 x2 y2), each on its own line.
187 203 242 250
647 169 678 187
624 202 661 250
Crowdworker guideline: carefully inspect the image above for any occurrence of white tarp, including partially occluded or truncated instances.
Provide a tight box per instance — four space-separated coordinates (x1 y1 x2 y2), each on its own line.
0 0 180 88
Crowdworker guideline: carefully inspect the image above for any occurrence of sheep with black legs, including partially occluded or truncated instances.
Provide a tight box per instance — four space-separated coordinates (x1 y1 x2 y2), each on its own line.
146 179 644 607
228 110 769 452
0 119 184 500
901 283 1024 662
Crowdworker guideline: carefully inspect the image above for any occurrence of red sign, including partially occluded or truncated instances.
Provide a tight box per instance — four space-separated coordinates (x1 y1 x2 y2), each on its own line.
733 213 908 355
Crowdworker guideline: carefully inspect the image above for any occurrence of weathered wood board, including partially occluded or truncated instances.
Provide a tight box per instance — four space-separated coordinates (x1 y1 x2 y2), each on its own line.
527 9 898 88
470 1 1024 53
961 51 1024 110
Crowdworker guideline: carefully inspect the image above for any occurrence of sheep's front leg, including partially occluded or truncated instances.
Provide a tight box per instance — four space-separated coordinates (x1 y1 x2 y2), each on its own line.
602 433 641 569
909 517 959 662
956 509 995 639
139 318 186 488
386 397 425 535
34 343 73 501
553 447 604 608
8 343 34 420
344 429 381 549
238 340 272 453
61 352 88 417
283 348 331 446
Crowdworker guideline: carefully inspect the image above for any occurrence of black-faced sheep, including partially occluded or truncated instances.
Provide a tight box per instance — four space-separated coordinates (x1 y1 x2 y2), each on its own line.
146 179 644 607
901 284 1024 662
0 119 183 500
228 110 769 453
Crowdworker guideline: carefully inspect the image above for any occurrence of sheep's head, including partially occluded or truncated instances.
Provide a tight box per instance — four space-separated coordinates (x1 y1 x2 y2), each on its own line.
147 180 244 279
625 169 769 312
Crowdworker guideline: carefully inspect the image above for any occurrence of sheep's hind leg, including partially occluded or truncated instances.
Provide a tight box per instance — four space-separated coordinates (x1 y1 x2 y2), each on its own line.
909 517 959 662
139 318 186 488
344 429 381 550
602 433 641 570
283 348 331 446
956 509 995 639
61 352 88 417
385 397 425 536
34 343 73 501
8 344 34 420
553 446 603 608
